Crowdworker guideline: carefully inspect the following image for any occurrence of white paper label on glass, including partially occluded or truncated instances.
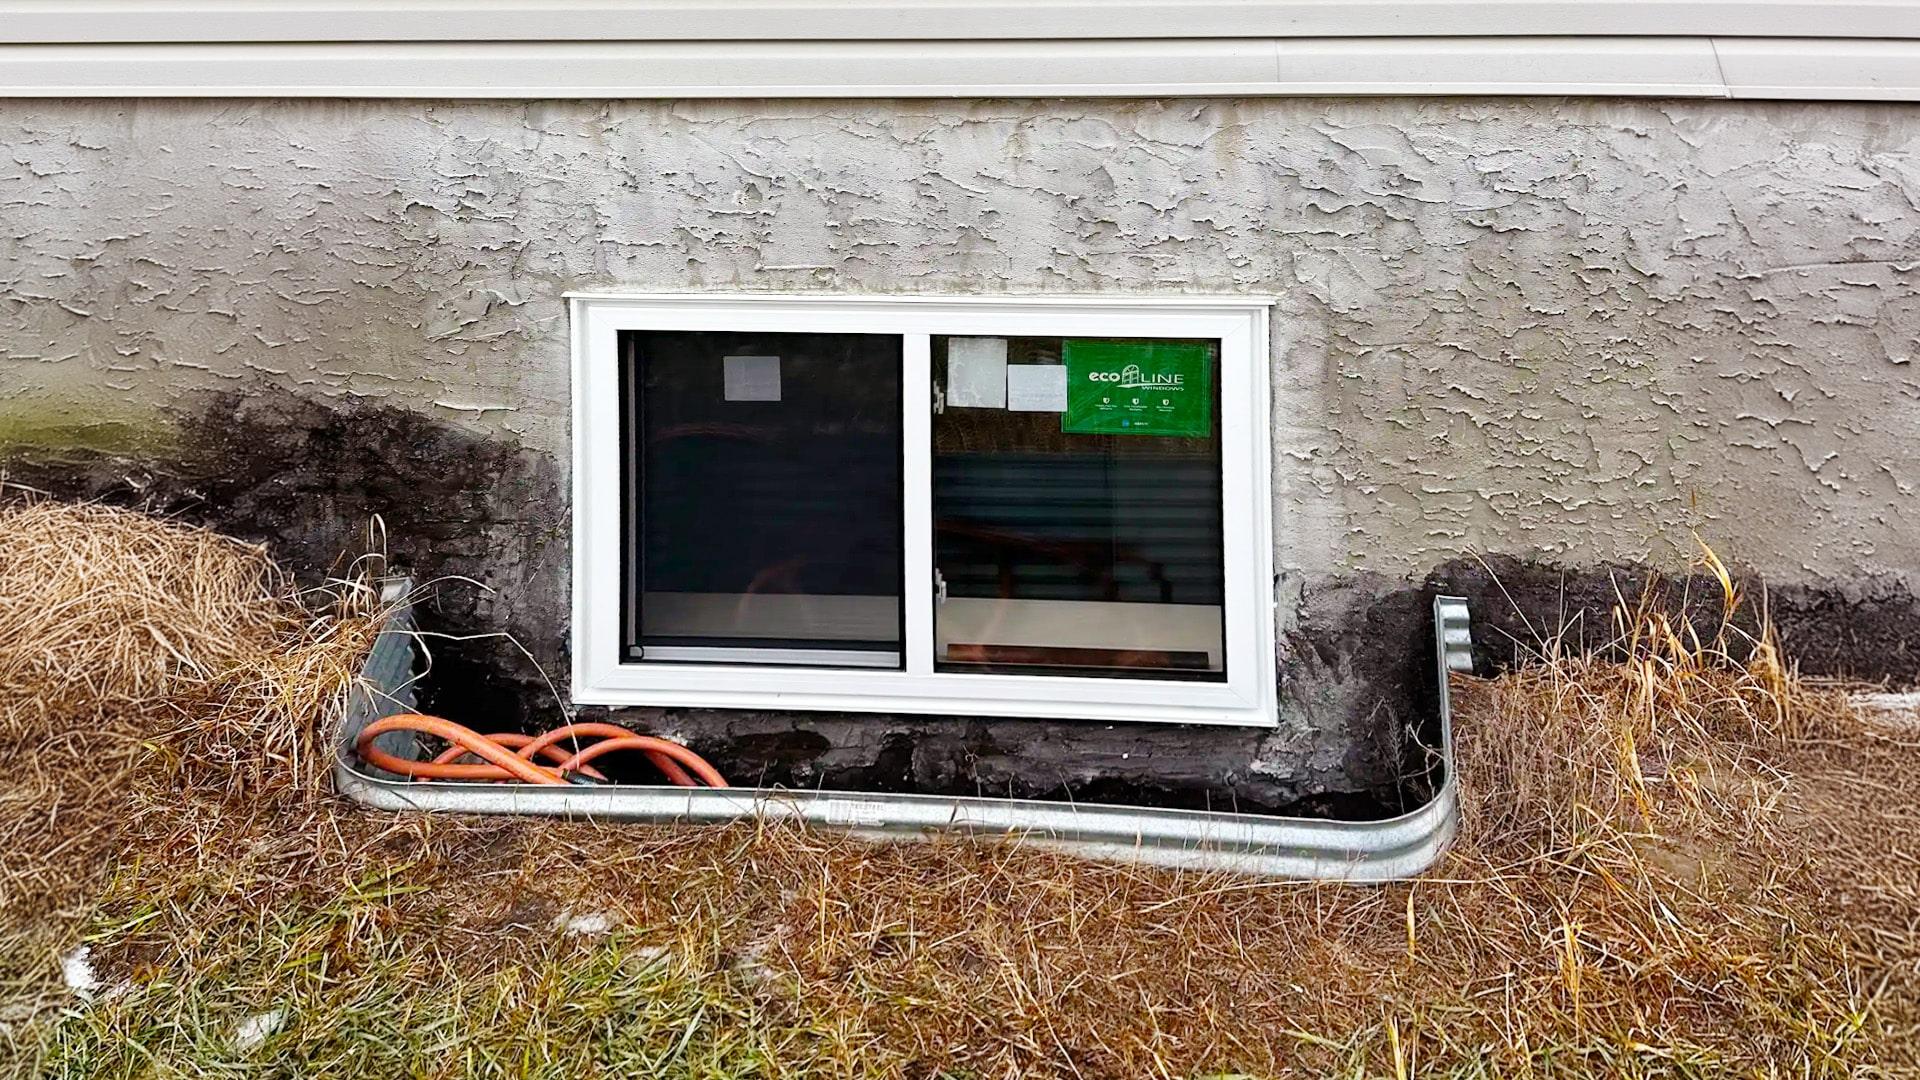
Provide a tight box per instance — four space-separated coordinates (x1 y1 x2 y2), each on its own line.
946 337 1008 408
1006 364 1069 412
722 354 782 402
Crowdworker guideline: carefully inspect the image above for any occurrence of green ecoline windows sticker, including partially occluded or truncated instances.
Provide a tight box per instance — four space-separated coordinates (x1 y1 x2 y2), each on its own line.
1062 339 1213 438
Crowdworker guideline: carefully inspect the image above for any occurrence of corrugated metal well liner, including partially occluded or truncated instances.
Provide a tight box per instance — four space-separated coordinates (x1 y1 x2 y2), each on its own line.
335 592 1473 880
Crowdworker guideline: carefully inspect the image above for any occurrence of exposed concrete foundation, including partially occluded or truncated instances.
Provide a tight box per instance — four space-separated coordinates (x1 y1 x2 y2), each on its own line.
4 98 1918 811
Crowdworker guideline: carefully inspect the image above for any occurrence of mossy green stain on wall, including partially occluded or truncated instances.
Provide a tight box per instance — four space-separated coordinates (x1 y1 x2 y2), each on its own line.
0 407 181 459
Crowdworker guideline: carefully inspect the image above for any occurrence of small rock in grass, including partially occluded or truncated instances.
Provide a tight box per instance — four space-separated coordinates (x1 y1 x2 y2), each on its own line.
551 910 617 936
232 1008 287 1051
61 946 98 999
1852 691 1920 733
621 944 672 975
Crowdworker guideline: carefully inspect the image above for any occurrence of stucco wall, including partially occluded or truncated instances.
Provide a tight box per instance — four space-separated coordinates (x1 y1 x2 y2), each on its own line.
5 97 1919 806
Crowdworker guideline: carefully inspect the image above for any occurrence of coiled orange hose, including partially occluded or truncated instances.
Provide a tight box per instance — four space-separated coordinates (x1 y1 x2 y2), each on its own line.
428 732 610 782
551 735 729 788
509 723 698 786
355 713 728 788
358 714 567 785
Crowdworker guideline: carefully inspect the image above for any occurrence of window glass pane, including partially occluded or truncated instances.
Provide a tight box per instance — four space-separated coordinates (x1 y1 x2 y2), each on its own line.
623 330 903 667
932 335 1226 680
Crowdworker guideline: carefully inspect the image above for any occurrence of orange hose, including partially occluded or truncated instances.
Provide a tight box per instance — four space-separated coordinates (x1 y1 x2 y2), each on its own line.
429 732 610 782
356 713 727 788
358 714 566 785
512 723 696 787
366 758 568 782
552 735 730 788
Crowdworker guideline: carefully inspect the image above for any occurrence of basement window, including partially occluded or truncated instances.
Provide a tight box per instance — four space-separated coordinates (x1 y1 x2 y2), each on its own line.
570 295 1277 727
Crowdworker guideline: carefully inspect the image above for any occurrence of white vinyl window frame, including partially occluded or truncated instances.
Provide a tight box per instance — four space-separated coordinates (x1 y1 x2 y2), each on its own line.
569 293 1277 728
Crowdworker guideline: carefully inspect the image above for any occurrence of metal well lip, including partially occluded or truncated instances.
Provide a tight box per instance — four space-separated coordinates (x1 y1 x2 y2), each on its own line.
335 594 1472 881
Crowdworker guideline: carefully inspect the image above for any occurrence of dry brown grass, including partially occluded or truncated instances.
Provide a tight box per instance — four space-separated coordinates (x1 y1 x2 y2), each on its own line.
3 500 1918 1078
0 501 299 719
0 495 383 1035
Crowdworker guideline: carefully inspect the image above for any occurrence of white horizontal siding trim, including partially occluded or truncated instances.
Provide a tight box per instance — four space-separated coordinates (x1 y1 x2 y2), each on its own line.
4 1 1918 43
0 36 1915 100
1718 38 1920 98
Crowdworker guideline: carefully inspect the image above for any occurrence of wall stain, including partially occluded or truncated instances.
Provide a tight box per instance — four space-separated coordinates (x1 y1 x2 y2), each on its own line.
4 97 1920 809
6 388 1918 814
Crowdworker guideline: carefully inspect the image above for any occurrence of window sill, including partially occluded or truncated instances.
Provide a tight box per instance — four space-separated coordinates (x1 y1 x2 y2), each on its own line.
573 662 1277 728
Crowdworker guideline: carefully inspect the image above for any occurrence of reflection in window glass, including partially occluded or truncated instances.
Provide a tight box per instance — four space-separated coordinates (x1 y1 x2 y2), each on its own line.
622 330 903 667
932 335 1226 680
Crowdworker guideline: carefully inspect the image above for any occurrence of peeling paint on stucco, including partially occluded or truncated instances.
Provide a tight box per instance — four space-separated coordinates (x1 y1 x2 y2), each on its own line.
4 96 1919 799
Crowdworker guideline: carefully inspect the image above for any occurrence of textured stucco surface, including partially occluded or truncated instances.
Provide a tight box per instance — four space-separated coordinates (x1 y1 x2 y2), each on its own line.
4 97 1919 803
